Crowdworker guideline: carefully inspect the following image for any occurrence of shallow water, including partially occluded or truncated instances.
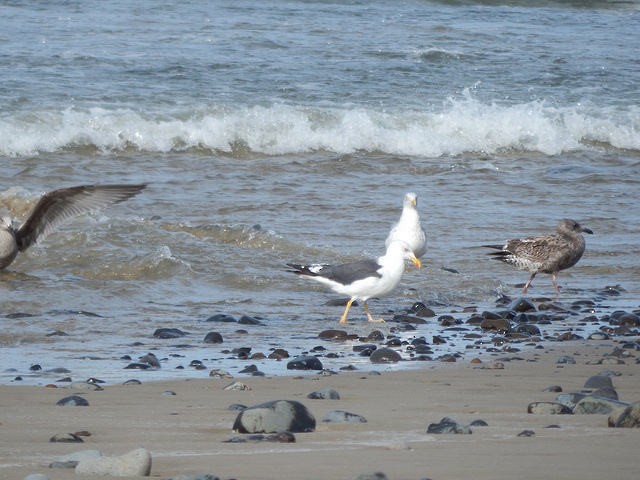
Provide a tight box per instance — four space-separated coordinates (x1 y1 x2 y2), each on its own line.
1 0 639 384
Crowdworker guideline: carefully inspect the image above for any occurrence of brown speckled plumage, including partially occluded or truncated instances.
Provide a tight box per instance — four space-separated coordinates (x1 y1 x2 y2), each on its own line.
484 219 593 294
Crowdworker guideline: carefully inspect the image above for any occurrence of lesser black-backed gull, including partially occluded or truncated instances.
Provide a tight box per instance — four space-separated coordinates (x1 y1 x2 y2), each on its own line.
385 192 426 259
287 240 421 324
0 184 147 270
484 218 593 295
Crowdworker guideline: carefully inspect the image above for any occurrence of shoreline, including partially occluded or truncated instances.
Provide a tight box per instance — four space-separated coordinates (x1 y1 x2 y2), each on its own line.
1 338 638 480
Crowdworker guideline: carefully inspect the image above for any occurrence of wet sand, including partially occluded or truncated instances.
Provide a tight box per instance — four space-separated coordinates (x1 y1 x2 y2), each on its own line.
1 339 638 480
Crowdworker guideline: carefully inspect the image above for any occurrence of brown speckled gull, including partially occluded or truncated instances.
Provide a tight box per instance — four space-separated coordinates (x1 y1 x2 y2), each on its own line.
484 219 593 295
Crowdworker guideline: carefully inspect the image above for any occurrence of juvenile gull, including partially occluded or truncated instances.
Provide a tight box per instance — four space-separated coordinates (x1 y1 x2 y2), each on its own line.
385 192 426 259
287 240 421 324
0 184 147 270
484 218 593 295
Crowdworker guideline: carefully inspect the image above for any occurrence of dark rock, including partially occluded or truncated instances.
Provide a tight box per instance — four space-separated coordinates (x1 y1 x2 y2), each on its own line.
469 419 489 427
153 328 187 339
517 430 536 437
527 402 571 415
138 353 161 368
322 410 367 423
287 355 323 371
307 388 340 400
50 433 84 443
369 347 401 364
206 314 236 323
232 400 316 433
318 329 348 341
544 385 563 393
124 363 152 370
480 318 511 332
466 314 484 325
427 417 471 434
391 314 427 325
354 472 389 480
30 364 42 371
353 344 377 353
439 315 458 326
584 375 614 390
203 332 223 344
56 395 89 407
516 324 541 336
268 348 290 359
366 330 385 341
238 315 264 325
510 297 537 312
408 302 436 317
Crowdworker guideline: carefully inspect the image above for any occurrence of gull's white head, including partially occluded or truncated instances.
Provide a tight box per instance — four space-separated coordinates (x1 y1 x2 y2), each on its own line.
403 192 418 208
387 240 421 268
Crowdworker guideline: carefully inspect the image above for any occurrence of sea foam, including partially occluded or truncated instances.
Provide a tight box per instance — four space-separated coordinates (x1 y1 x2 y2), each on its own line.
1 95 638 157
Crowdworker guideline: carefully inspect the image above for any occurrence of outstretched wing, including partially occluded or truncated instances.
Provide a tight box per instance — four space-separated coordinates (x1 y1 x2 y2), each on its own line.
15 184 146 251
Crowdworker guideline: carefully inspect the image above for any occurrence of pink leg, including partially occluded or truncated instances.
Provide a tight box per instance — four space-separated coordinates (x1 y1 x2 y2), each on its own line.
522 272 537 294
552 273 560 296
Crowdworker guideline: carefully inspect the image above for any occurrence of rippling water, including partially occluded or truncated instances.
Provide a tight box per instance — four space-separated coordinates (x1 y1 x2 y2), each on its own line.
1 0 639 384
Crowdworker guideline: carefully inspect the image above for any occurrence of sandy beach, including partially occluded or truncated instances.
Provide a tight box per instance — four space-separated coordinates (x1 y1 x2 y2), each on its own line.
1 339 638 480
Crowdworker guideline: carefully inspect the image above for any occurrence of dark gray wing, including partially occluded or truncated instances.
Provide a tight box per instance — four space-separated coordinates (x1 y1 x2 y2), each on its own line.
318 259 382 285
15 184 147 251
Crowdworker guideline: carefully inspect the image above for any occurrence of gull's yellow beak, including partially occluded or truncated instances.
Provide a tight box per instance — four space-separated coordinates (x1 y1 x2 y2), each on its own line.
410 255 421 268
411 198 417 207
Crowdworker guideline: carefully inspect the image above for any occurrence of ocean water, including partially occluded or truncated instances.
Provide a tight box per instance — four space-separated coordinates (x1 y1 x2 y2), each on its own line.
1 0 639 385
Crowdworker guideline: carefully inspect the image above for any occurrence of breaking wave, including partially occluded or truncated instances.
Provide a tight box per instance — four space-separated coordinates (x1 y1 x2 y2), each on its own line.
1 93 638 158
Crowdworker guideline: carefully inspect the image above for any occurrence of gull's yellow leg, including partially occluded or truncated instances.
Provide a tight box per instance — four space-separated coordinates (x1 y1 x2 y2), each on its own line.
363 301 385 323
339 298 355 324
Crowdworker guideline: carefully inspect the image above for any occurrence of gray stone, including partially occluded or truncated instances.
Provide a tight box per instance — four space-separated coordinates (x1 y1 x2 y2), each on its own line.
75 448 151 477
584 375 614 390
232 400 316 433
66 381 103 391
427 417 472 434
609 401 640 428
527 402 572 415
556 356 576 364
555 392 586 409
591 387 618 400
56 395 89 407
49 433 83 443
307 388 340 400
369 347 402 364
322 410 367 423
573 396 629 415
166 475 220 480
355 473 389 480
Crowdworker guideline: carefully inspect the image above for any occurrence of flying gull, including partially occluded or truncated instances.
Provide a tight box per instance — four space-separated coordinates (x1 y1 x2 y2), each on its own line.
385 192 426 259
484 218 593 295
287 240 421 324
0 184 147 270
